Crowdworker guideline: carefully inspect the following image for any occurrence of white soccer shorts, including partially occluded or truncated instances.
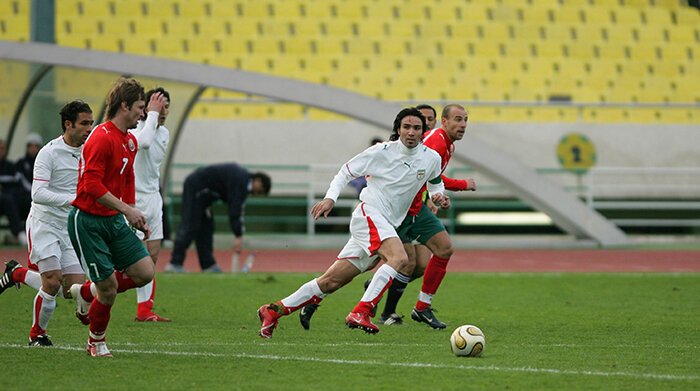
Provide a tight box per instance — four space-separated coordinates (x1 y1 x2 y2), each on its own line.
135 191 164 241
338 202 398 272
26 214 82 274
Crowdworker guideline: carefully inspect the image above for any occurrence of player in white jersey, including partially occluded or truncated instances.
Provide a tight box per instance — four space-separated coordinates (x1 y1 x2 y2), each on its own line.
130 87 171 322
257 107 450 338
0 101 93 346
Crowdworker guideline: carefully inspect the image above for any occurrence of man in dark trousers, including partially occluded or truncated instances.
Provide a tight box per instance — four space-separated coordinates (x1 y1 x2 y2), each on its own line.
166 163 271 272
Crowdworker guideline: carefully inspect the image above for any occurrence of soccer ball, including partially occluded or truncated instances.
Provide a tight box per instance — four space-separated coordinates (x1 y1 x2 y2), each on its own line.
450 325 485 357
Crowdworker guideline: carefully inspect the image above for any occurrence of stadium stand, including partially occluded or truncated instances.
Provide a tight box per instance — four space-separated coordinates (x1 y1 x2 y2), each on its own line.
1 0 698 123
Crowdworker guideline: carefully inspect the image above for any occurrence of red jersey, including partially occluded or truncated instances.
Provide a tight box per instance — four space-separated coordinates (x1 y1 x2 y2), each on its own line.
72 121 138 216
407 127 468 216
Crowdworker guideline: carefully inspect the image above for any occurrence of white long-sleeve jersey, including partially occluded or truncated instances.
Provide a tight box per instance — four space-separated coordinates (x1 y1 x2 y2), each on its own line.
29 135 81 227
131 111 170 194
324 140 445 227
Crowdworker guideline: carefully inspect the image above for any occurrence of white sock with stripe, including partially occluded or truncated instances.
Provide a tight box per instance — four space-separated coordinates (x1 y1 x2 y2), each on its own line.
360 264 398 303
33 288 57 332
136 280 154 304
281 279 326 311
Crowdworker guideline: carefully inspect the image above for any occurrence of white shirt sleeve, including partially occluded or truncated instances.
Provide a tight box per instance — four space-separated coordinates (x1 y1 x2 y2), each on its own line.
31 150 73 207
426 162 445 199
132 111 159 149
324 148 374 202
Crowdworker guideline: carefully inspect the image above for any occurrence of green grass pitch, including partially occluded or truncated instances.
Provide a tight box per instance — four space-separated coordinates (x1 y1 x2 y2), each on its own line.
0 272 698 390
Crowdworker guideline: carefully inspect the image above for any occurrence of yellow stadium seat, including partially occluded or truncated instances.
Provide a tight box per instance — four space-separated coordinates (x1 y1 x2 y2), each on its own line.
552 6 583 24
512 25 543 41
154 37 185 57
534 41 564 58
572 24 604 42
568 42 597 60
650 61 682 78
165 19 195 36
544 25 574 41
573 87 603 103
209 1 237 18
418 23 447 39
612 7 643 25
629 43 659 61
81 1 111 17
395 5 425 20
521 6 553 24
133 19 164 37
619 61 649 77
489 4 519 23
459 3 490 22
179 1 207 17
273 1 304 19
293 20 322 37
596 43 628 60
478 23 511 40
445 22 480 41
314 37 345 56
666 25 697 43
304 1 334 19
284 38 314 55
122 38 153 55
242 2 272 18
604 25 634 42
663 43 690 61
323 20 355 37
357 21 385 38
231 20 261 36
261 20 292 37
634 25 667 44
90 37 121 52
583 107 628 123
643 8 673 25
503 41 533 58
674 7 700 25
583 8 612 24
250 37 280 55
387 21 417 38
427 4 460 22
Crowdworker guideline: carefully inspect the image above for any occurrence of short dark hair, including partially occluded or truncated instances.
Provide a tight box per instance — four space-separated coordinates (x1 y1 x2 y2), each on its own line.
252 172 272 195
442 104 465 119
106 78 145 120
60 100 92 131
389 107 427 141
416 104 436 119
146 87 171 103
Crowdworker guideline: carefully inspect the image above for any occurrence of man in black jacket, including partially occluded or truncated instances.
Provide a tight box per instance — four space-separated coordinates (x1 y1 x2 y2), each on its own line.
166 163 271 272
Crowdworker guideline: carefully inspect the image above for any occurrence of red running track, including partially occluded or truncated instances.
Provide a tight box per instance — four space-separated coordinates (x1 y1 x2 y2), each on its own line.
3 248 698 273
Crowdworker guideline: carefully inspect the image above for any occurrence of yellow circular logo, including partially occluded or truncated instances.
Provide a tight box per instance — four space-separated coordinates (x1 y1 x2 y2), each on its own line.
557 132 597 172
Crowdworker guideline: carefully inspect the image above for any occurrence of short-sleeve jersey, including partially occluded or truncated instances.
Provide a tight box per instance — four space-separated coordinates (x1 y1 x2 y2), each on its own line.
72 121 138 216
407 128 466 216
30 135 81 226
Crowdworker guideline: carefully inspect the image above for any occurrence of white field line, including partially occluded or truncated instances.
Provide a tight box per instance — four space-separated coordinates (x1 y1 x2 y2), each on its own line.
1 343 698 382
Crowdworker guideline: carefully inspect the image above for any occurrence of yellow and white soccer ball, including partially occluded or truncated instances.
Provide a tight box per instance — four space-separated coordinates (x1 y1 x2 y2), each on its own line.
450 325 485 357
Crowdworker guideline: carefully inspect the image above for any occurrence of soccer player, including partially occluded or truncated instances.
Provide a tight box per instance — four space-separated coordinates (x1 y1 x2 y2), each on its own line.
299 104 475 329
0 101 94 346
130 87 171 322
257 107 449 338
68 78 154 357
386 104 475 328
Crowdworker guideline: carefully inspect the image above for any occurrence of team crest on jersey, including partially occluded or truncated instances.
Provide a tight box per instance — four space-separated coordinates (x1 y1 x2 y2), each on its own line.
416 169 425 180
128 139 135 152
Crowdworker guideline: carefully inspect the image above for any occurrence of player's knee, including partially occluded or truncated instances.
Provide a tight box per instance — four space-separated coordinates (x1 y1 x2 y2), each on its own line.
42 275 62 295
433 245 453 259
317 276 344 293
391 254 410 271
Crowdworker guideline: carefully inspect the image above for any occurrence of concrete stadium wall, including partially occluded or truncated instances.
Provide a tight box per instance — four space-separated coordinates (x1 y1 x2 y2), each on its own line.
175 119 699 173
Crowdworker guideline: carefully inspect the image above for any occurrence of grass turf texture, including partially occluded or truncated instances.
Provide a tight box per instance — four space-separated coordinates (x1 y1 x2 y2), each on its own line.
0 272 698 390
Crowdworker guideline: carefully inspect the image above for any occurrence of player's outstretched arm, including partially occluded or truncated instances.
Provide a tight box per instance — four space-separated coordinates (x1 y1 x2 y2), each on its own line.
311 199 335 220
